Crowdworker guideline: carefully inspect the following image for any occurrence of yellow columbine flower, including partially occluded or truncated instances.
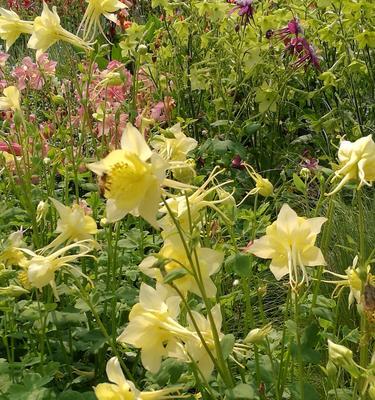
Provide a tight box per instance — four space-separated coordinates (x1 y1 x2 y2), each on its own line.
248 204 326 287
87 123 168 227
139 233 223 298
151 124 198 183
0 86 20 111
327 135 375 196
0 230 26 267
159 167 233 232
117 283 191 373
244 164 273 198
95 357 183 400
18 240 94 300
151 123 197 162
79 0 127 41
28 2 91 56
323 256 364 308
47 198 98 249
0 8 33 51
185 304 224 379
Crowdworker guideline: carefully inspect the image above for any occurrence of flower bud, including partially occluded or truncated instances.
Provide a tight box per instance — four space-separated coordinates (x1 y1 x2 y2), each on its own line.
325 360 337 379
52 95 65 105
138 44 148 55
328 340 360 378
300 167 311 179
0 285 29 297
244 324 272 344
36 200 49 223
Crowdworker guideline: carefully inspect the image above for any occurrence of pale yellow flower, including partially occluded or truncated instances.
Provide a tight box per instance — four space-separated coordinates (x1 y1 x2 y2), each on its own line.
159 167 233 232
94 356 183 400
249 204 326 287
139 233 223 298
0 86 20 111
18 240 94 300
87 123 168 227
151 124 197 183
117 283 190 373
324 256 364 308
79 0 127 41
327 135 375 195
0 8 33 51
185 304 224 379
151 124 197 162
47 198 98 248
28 2 91 56
243 164 273 199
0 230 26 267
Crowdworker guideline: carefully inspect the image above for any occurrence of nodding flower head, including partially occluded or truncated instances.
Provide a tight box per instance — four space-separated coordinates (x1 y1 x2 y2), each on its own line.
291 39 321 70
267 18 303 41
229 0 254 25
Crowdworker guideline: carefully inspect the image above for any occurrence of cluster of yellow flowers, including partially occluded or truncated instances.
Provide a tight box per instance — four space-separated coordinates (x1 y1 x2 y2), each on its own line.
0 0 126 54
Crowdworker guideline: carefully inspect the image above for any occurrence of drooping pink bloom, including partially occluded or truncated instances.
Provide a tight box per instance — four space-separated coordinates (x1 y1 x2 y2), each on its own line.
0 142 22 156
37 53 57 75
230 0 254 17
0 52 9 67
268 18 303 41
291 39 321 70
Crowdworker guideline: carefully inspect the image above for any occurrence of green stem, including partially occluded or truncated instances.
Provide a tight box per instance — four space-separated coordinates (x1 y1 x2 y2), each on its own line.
294 290 305 400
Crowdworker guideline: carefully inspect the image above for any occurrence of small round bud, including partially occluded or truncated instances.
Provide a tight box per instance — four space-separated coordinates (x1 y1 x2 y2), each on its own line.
138 44 148 55
52 95 65 105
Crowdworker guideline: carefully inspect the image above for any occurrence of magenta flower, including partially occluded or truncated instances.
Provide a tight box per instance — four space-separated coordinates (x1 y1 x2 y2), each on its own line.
291 40 321 70
267 18 303 41
229 0 254 25
231 155 245 169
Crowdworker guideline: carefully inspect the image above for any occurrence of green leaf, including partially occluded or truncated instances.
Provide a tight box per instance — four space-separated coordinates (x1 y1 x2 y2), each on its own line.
290 382 320 400
243 123 261 135
58 391 96 400
220 334 235 360
232 254 252 278
293 173 306 194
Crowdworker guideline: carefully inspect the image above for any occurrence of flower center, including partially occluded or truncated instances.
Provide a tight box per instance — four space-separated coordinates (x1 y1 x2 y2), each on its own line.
105 155 151 201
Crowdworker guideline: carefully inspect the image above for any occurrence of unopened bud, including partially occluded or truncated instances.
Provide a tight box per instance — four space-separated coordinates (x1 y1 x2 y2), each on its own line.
36 200 49 223
0 285 29 297
138 44 148 55
52 95 64 105
328 340 360 378
300 167 311 179
325 360 337 379
244 324 272 344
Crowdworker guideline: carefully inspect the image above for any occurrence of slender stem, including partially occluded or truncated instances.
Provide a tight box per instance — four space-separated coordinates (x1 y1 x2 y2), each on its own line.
294 290 305 400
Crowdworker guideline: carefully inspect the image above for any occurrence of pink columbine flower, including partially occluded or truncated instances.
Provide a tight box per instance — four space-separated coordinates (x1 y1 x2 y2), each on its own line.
0 52 9 67
291 40 321 70
229 0 254 25
0 142 22 156
37 53 57 75
269 18 303 41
